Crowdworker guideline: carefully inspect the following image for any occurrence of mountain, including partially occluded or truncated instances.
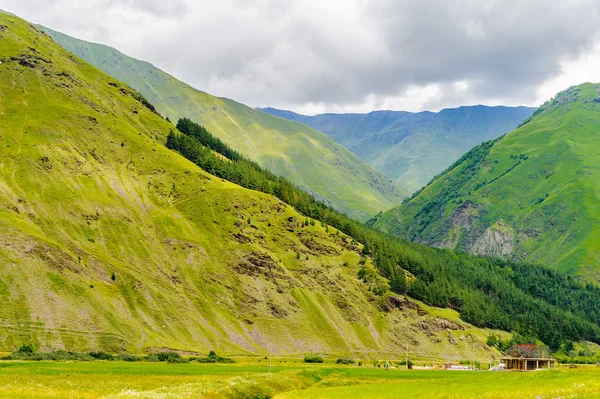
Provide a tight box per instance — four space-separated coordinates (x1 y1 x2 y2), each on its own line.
4 10 600 357
0 11 512 359
372 83 600 278
259 106 535 192
39 27 408 222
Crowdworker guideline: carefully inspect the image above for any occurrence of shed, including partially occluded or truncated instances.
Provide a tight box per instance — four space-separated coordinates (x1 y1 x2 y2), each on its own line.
501 344 555 371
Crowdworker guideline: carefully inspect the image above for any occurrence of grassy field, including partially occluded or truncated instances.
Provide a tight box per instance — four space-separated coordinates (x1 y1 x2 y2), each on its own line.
1 360 599 398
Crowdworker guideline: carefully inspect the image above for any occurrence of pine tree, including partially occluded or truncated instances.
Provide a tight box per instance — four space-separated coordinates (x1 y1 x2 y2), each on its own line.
390 269 407 294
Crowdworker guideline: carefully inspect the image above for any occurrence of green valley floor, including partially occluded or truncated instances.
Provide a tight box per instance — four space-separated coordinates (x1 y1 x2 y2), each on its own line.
1 360 599 398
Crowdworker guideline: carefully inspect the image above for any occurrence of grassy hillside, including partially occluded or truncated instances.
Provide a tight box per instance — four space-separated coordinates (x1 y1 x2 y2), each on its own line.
260 106 535 192
373 83 600 278
0 12 503 359
167 114 600 350
39 27 408 221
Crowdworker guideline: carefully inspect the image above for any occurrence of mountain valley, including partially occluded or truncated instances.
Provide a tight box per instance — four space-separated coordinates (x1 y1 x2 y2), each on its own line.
260 106 535 191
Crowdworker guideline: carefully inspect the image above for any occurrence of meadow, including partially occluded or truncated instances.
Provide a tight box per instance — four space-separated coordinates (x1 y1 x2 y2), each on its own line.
1 359 600 399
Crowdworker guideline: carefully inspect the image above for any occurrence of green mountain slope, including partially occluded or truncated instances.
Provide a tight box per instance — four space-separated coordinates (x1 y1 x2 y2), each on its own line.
260 106 535 192
0 11 507 360
373 83 600 278
39 27 407 221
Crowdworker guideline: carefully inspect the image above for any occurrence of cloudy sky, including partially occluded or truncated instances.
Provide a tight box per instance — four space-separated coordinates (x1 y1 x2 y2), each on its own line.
3 0 600 114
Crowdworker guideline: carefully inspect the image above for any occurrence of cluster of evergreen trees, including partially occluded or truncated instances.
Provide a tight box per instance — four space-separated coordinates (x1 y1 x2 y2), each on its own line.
167 118 600 350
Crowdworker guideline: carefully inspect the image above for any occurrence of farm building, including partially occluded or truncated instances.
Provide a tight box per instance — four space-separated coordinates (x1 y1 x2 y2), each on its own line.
501 344 555 371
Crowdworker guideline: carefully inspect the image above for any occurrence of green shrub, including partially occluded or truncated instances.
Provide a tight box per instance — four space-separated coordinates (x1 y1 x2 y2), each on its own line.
335 357 355 364
303 355 324 363
50 350 94 361
157 352 181 362
486 333 499 348
16 344 35 354
145 354 160 362
0 349 202 364
7 350 94 361
196 357 217 363
194 350 235 363
167 357 190 364
116 353 140 362
88 351 114 360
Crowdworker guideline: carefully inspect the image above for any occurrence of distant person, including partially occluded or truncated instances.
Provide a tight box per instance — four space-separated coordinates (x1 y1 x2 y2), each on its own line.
385 361 389 370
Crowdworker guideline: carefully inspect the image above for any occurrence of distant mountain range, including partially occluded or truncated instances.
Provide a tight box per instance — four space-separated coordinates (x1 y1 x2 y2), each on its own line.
259 106 535 192
41 27 407 221
372 83 600 278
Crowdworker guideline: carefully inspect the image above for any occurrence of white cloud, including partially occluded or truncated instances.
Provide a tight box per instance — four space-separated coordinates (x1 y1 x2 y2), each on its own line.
3 0 600 113
536 41 600 105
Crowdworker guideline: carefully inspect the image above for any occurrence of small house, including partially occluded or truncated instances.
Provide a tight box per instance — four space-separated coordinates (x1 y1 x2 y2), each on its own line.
501 344 555 371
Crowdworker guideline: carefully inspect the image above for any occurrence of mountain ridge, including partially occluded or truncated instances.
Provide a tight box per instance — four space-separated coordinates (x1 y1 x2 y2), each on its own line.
259 105 535 191
39 26 408 221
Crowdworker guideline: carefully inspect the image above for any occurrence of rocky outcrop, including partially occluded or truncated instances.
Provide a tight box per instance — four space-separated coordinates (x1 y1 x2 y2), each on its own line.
449 200 480 229
471 219 515 258
433 200 482 249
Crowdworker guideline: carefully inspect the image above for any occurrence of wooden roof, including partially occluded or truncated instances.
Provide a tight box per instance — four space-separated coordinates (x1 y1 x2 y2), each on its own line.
501 344 554 359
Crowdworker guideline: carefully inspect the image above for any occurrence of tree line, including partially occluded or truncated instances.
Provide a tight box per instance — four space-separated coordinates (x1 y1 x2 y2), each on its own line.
167 118 600 350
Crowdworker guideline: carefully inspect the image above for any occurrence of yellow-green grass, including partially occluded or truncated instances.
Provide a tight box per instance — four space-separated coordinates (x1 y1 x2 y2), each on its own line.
279 366 600 399
1 361 600 399
0 12 502 358
40 25 407 221
375 83 600 278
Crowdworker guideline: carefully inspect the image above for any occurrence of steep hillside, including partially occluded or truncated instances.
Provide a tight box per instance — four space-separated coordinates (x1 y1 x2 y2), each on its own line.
39 27 408 221
0 12 505 360
373 84 600 278
260 106 535 191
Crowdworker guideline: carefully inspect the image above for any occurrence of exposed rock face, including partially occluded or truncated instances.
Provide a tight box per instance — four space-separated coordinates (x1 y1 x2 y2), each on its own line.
413 317 465 333
434 200 482 249
449 200 480 230
471 220 515 258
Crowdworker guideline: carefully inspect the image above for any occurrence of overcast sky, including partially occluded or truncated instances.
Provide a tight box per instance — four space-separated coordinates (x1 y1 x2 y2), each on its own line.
3 0 600 114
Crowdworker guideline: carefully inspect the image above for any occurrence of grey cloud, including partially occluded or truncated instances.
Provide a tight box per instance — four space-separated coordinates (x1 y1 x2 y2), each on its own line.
3 0 600 112
118 0 189 16
311 0 600 107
